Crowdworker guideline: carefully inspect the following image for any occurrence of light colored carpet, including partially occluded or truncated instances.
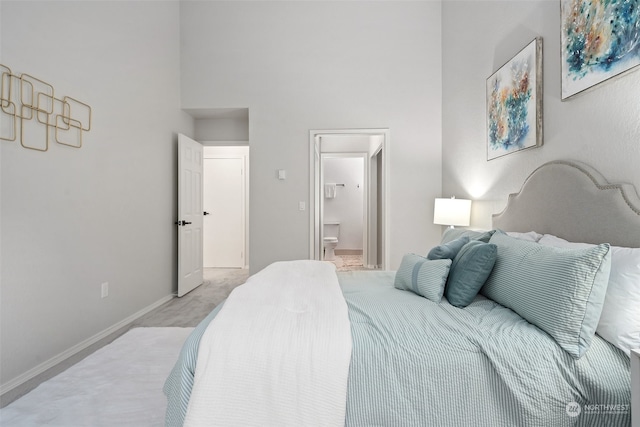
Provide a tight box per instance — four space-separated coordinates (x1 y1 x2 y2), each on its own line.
0 327 193 427
133 268 249 327
0 268 248 409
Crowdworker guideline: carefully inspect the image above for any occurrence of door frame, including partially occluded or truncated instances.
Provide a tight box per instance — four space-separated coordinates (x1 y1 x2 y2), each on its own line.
202 145 250 269
309 129 389 269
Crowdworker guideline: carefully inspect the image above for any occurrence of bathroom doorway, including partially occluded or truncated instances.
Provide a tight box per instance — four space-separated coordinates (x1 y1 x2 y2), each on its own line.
322 154 366 270
309 129 389 270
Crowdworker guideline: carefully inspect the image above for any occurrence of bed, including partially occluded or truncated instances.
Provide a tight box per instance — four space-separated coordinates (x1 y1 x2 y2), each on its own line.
164 160 639 426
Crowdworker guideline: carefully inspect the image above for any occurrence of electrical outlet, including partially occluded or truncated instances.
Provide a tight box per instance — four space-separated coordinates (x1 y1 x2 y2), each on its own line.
101 282 109 299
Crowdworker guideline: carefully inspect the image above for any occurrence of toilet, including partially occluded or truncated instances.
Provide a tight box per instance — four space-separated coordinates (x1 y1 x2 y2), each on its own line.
323 222 340 261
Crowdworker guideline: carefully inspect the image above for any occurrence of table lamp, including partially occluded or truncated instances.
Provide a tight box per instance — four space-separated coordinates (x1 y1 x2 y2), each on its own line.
434 197 471 229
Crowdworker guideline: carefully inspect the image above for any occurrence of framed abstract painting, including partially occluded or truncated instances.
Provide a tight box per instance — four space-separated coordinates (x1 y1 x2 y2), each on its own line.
561 0 640 100
487 38 543 161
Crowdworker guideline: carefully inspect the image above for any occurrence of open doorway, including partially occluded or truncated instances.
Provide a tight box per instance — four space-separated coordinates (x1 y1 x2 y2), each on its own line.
322 154 366 270
309 129 389 270
202 146 250 269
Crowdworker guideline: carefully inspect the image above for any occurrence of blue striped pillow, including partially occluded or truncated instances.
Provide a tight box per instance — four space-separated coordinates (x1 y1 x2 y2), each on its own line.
481 232 611 359
394 254 452 303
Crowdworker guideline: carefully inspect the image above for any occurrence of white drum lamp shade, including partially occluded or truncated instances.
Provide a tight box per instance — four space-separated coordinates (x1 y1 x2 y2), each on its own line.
434 197 471 228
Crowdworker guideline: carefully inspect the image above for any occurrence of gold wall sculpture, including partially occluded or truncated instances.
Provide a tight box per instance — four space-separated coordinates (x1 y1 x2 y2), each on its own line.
0 64 92 152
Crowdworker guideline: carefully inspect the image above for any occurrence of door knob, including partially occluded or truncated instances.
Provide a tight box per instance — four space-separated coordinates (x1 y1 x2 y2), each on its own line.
174 220 193 226
204 211 210 216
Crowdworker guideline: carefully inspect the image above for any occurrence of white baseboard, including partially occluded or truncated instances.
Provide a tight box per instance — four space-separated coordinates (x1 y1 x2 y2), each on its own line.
0 294 174 396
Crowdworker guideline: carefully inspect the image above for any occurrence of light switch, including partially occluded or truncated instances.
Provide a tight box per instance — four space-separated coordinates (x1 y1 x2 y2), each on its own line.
278 169 286 180
299 202 305 211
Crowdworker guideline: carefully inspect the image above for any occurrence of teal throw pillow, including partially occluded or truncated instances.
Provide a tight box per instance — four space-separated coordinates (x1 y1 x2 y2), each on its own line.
481 232 611 359
395 254 452 303
441 228 496 244
445 240 497 308
427 236 470 260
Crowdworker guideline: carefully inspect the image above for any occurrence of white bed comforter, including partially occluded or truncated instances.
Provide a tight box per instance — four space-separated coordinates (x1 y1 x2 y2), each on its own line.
183 260 352 427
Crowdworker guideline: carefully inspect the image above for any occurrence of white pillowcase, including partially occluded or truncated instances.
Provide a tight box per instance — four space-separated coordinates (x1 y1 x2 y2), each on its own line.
505 231 543 242
538 234 640 356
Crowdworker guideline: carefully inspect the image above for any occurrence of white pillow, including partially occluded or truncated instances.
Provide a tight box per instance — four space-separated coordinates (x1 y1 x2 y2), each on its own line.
538 234 640 356
505 231 543 242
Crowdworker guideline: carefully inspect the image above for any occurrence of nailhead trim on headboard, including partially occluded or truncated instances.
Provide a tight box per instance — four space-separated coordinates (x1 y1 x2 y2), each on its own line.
492 160 640 248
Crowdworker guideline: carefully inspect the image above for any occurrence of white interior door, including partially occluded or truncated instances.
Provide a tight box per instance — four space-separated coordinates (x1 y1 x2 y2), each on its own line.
204 157 244 268
177 134 204 297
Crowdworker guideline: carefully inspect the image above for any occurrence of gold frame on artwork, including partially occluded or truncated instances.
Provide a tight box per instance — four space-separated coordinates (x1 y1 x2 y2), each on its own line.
0 63 92 151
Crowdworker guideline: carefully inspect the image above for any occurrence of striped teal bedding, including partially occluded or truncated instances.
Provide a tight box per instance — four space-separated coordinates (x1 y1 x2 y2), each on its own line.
164 270 631 426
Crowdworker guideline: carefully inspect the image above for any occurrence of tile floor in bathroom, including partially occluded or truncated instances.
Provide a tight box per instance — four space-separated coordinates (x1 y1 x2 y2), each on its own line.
331 255 370 271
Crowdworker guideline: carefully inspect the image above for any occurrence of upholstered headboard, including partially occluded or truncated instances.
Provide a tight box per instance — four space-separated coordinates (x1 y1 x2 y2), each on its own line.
492 160 640 248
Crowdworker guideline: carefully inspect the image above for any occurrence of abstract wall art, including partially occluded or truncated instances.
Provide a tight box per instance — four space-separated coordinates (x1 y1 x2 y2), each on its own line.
486 38 543 161
561 0 640 100
1 64 92 152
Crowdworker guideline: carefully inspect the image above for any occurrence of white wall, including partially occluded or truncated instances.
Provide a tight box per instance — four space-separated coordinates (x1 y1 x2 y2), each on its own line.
323 157 364 250
0 1 192 390
195 117 249 143
321 135 374 153
181 1 443 271
442 1 640 229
